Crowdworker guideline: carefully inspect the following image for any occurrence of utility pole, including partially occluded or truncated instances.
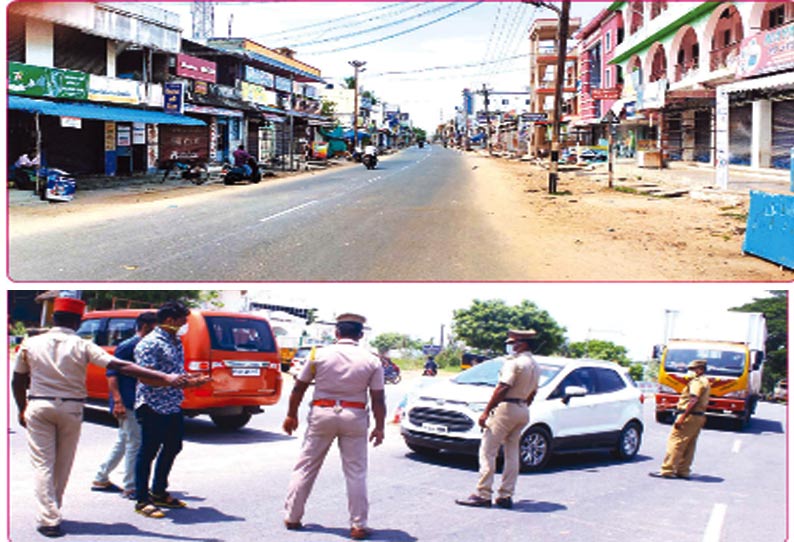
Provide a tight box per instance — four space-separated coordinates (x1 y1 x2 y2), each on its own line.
549 0 571 194
481 84 492 153
349 60 367 152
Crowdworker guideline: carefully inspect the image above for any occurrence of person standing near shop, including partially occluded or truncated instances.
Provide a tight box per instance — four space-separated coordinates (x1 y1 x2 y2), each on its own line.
92 311 157 498
456 329 540 509
133 301 210 519
283 313 386 541
11 297 189 538
650 359 711 480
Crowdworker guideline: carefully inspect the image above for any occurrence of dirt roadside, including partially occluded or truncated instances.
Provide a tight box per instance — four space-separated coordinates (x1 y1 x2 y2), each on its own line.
464 151 793 281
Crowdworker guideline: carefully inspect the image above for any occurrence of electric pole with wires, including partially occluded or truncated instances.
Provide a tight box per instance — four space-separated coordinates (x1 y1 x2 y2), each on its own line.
349 60 367 152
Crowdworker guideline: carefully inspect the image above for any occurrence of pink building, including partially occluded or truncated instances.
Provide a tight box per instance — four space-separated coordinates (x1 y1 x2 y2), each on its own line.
575 9 625 146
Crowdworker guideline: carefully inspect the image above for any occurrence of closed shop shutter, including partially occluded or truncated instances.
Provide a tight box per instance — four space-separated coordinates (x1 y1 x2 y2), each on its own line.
772 100 794 170
159 124 210 163
729 104 752 166
54 24 106 75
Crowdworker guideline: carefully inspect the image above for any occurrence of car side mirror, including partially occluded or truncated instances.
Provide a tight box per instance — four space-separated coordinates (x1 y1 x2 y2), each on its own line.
562 385 587 405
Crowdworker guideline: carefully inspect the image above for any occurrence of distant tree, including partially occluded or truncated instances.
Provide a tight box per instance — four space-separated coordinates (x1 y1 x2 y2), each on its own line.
452 299 566 356
82 291 218 311
371 332 422 354
412 127 427 141
731 291 787 392
344 76 356 90
320 100 336 116
361 90 378 105
568 339 631 366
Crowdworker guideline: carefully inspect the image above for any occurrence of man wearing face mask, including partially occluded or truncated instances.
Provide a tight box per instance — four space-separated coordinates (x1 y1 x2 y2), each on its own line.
133 301 210 518
650 359 711 480
456 329 540 509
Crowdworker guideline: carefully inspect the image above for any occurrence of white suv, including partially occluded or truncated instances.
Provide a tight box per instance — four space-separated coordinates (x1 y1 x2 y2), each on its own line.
400 356 644 471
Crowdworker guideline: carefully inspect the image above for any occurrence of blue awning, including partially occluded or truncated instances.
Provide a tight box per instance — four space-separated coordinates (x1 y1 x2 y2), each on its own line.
8 95 206 125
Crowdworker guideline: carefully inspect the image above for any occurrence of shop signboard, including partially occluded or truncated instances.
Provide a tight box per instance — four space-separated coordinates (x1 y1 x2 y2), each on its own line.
164 82 184 114
144 83 164 108
241 81 278 107
117 125 132 147
275 76 293 93
592 87 621 100
60 116 82 129
132 123 146 145
8 62 88 99
88 75 142 104
176 54 217 83
638 78 666 110
245 66 274 88
194 80 208 95
737 21 794 78
104 122 116 151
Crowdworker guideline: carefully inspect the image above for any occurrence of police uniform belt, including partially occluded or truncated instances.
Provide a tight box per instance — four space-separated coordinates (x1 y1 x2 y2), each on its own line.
677 410 705 416
312 399 367 409
502 398 527 405
28 396 86 402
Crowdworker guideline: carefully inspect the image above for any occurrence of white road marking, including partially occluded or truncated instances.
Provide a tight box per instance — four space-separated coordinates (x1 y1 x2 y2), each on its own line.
702 503 727 542
259 200 318 223
731 439 742 453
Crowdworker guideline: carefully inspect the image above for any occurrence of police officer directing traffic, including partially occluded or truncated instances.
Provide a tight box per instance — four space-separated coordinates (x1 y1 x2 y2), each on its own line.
283 313 386 541
11 297 188 538
456 329 540 509
650 358 711 480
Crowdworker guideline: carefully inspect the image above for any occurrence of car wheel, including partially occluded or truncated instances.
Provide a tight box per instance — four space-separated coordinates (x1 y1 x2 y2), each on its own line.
613 421 642 460
519 426 552 471
210 412 251 430
406 442 440 457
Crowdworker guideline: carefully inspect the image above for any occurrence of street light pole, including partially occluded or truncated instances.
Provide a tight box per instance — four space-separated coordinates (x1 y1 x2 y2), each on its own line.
349 60 367 152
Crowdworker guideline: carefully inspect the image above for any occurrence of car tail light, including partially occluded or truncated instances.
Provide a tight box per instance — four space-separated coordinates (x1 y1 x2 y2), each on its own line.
187 361 210 372
639 394 645 404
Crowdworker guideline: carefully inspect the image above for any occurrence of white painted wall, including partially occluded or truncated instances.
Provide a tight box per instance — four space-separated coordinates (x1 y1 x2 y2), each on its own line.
25 18 53 67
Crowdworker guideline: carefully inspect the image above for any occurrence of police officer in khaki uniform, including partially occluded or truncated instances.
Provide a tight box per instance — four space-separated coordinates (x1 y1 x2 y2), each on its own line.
11 297 188 538
283 313 386 541
650 359 711 480
456 329 540 509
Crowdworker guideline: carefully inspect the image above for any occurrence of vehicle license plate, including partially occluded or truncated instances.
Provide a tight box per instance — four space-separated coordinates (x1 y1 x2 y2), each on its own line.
422 423 448 435
232 368 261 377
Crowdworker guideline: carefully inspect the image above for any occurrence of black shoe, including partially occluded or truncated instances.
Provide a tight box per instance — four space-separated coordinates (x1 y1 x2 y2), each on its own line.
675 473 692 480
495 497 513 509
36 525 64 538
284 521 303 531
455 494 492 508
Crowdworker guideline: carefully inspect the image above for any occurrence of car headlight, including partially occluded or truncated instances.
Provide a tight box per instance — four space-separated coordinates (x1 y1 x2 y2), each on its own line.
467 402 488 412
723 390 748 398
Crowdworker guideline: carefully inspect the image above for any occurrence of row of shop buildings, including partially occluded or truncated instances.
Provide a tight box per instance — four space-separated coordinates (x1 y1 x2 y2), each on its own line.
450 1 794 178
6 2 416 177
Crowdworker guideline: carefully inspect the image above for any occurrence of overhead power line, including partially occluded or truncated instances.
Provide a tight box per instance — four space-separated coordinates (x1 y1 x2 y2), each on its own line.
306 2 484 55
368 54 529 77
260 2 406 39
287 3 458 48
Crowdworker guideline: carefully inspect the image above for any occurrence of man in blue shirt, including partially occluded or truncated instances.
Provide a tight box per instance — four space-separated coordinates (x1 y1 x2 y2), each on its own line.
92 312 157 498
133 301 210 519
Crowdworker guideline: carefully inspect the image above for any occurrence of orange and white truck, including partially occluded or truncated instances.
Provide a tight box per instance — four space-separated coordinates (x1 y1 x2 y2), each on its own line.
654 310 766 429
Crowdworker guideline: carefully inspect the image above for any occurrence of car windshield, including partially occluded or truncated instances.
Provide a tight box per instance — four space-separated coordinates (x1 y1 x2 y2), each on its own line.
665 347 746 377
452 357 562 388
295 347 313 359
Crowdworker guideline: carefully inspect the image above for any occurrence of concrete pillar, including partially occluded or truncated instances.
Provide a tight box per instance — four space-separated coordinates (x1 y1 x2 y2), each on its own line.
106 41 116 78
751 99 772 168
26 18 53 67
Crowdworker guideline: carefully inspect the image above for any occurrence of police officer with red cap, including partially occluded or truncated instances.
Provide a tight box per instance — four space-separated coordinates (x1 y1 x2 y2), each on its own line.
11 297 189 538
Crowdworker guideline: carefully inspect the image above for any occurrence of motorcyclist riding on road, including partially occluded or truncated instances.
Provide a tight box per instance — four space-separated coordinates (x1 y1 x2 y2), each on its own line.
233 145 253 177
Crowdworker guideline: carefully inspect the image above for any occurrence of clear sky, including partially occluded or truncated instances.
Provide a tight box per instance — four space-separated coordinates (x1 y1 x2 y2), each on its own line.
162 1 606 131
250 283 781 360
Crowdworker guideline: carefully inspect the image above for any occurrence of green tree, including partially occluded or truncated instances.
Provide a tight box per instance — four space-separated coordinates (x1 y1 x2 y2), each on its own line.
567 339 631 366
320 100 336 116
344 76 356 90
412 127 427 142
731 291 788 392
371 332 422 354
361 90 378 105
452 299 566 356
81 291 218 310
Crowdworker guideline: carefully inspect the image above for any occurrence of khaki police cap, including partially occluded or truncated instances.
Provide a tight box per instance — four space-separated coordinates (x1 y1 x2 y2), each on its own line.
506 329 538 343
336 313 367 325
687 359 708 370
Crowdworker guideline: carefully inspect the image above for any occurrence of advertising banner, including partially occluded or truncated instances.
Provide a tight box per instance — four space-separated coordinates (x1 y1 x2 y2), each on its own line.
241 81 278 107
592 88 621 100
737 21 794 78
60 117 82 129
8 62 88 99
638 78 666 110
176 54 217 83
275 76 293 93
88 75 142 104
132 122 146 145
164 82 184 114
245 65 274 88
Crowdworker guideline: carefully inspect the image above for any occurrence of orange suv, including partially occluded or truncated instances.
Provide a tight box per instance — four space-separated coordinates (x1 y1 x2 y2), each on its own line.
77 309 283 429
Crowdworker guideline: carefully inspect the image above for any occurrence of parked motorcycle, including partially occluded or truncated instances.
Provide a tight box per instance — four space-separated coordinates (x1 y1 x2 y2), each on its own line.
10 165 75 202
384 362 401 384
160 157 208 184
362 153 378 170
223 157 262 185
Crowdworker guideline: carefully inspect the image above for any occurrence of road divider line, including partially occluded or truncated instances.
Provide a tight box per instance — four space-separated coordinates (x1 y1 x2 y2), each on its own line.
731 439 742 453
260 200 318 223
702 503 727 542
